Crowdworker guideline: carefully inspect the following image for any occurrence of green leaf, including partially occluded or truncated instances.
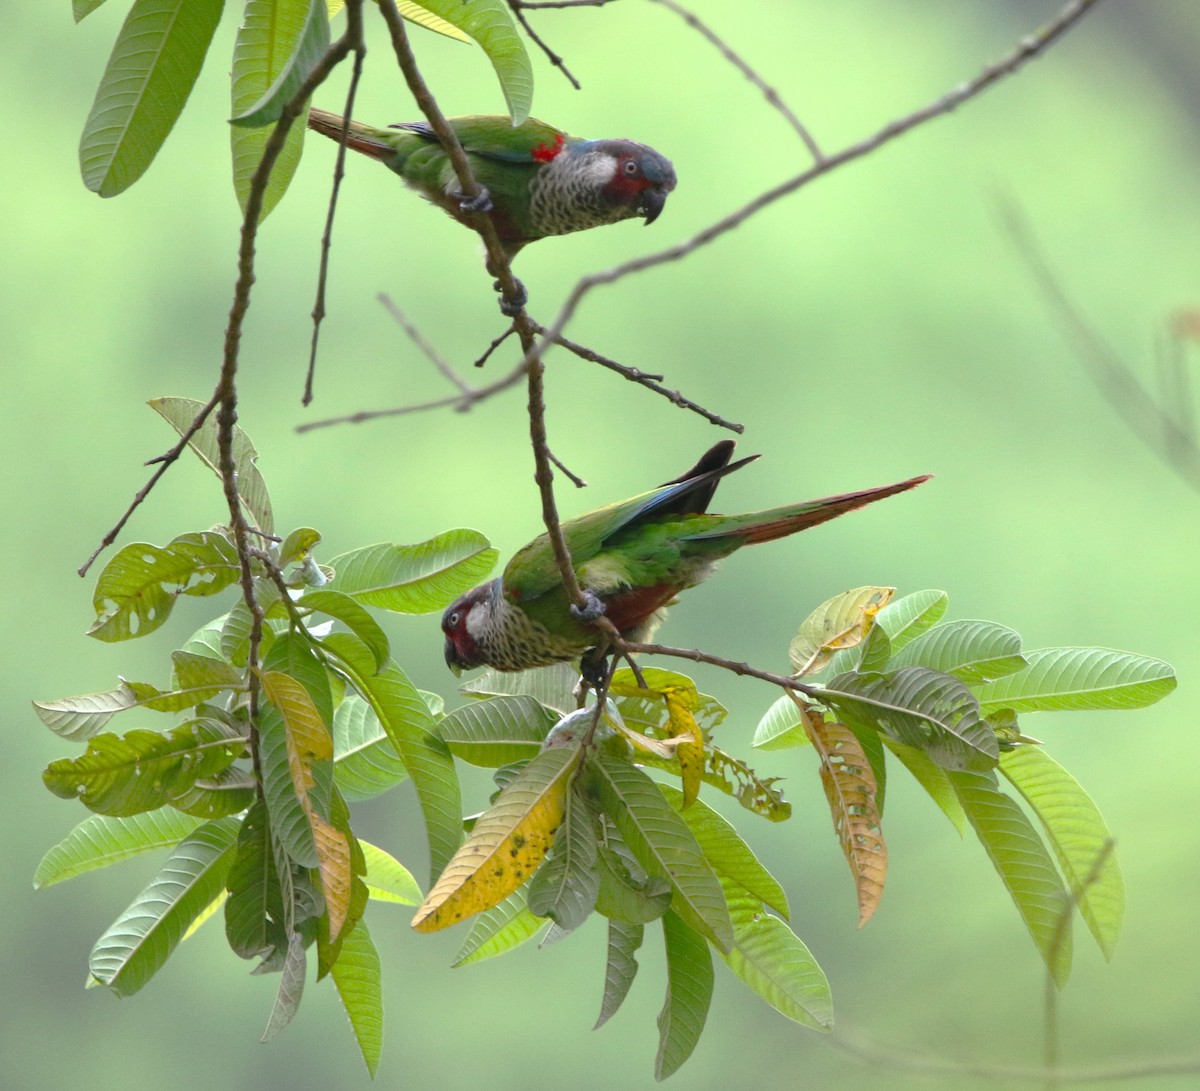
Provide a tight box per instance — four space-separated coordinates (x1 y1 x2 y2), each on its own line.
1000 746 1123 959
595 918 643 1029
226 0 309 219
948 769 1072 986
452 889 545 966
526 785 598 933
150 396 274 535
459 663 578 714
278 527 322 567
263 631 335 728
119 651 243 714
258 704 319 868
328 531 497 614
299 588 390 671
231 0 329 129
592 754 733 953
406 0 532 124
90 817 241 995
752 693 811 751
224 800 286 960
881 737 967 836
79 0 225 196
43 718 246 816
331 921 384 1078
34 809 204 888
594 841 672 924
890 619 1026 684
333 695 409 801
167 531 243 597
823 666 998 772
169 764 257 818
261 933 306 1041
973 647 1177 714
74 0 112 22
656 909 713 1080
360 840 422 905
438 695 558 767
221 580 284 665
327 634 461 884
659 786 788 917
719 883 832 1030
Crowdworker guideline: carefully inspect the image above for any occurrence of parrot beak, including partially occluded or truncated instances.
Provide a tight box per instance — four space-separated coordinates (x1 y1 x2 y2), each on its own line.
444 637 463 676
641 185 668 225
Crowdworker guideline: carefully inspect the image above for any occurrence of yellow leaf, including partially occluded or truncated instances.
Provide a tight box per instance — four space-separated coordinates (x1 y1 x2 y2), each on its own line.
666 692 704 809
326 0 472 42
412 747 579 932
799 698 887 925
788 586 895 677
259 670 352 939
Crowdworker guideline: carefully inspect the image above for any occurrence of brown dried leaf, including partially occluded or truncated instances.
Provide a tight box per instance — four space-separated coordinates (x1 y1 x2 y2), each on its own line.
802 701 887 925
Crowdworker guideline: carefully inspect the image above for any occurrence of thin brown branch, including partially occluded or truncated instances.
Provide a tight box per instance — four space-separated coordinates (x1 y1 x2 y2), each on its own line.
998 197 1200 493
508 1 582 90
378 293 475 393
78 392 221 576
531 322 744 432
546 447 588 487
305 8 367 406
648 0 822 161
622 639 821 697
295 358 529 431
530 0 1106 357
474 325 518 368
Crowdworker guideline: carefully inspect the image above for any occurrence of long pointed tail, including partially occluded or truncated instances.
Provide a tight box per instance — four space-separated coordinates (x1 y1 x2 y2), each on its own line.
691 474 932 545
307 107 395 163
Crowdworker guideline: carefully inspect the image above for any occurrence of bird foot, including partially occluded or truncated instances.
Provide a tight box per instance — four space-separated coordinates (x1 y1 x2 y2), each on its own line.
579 646 610 691
458 186 493 215
494 277 528 316
570 590 606 624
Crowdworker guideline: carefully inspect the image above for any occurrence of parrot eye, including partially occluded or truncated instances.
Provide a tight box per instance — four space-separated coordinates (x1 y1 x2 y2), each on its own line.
447 611 461 628
623 160 640 177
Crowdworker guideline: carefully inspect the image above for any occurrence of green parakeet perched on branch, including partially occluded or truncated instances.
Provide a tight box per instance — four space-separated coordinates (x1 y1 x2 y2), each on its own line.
442 441 929 680
307 108 676 309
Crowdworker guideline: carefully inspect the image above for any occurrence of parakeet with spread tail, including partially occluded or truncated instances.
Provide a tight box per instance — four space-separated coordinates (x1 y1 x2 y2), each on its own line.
307 108 675 309
442 441 929 680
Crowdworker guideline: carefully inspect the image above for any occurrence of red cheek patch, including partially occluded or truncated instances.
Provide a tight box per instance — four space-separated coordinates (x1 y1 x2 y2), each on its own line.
532 134 565 162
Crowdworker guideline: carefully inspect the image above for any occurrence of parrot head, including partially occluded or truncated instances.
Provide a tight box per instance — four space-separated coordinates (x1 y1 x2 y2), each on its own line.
442 581 494 675
596 141 677 225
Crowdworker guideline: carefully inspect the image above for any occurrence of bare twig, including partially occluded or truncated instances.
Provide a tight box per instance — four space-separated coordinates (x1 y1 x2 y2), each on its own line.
531 322 744 432
508 1 582 89
474 325 518 368
648 0 822 161
78 392 221 576
305 10 367 406
295 359 529 431
530 0 1106 357
999 197 1200 493
378 293 475 393
546 447 588 487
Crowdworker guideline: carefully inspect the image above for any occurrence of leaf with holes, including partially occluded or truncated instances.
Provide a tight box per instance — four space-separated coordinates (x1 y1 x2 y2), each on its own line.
43 718 245 816
789 585 895 677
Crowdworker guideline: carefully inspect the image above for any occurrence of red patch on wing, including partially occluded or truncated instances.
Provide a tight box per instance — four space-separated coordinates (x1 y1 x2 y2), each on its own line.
531 134 565 163
601 583 678 635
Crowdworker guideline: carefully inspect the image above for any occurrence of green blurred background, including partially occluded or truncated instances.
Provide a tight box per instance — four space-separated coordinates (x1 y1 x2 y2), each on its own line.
4 2 1198 1088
